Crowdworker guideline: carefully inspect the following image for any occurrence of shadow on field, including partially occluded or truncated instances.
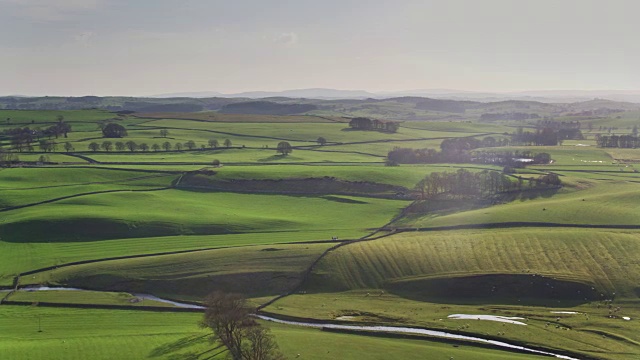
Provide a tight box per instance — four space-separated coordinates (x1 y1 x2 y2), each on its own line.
149 334 219 359
386 274 604 307
257 154 303 162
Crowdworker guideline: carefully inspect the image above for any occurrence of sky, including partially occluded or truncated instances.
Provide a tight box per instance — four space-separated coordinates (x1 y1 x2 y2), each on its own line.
1 0 639 96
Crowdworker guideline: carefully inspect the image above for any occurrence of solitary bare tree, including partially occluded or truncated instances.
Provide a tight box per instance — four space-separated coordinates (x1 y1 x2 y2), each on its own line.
201 292 283 360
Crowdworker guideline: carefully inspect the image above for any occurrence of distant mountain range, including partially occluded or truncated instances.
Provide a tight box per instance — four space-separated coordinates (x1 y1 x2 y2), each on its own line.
152 88 640 103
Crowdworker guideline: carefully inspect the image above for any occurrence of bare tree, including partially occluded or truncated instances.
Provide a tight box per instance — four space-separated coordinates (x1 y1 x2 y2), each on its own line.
201 292 283 360
224 139 232 148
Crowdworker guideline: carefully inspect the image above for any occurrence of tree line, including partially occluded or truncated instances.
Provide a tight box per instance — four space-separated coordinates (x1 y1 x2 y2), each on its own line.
414 169 562 200
348 117 400 133
510 127 583 146
387 136 552 166
596 134 640 148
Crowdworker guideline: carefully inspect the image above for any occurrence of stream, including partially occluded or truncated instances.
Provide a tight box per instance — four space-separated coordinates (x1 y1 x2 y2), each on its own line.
10 286 580 360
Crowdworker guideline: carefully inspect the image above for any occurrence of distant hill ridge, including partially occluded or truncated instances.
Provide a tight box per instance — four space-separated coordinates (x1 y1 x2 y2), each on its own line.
1 95 638 119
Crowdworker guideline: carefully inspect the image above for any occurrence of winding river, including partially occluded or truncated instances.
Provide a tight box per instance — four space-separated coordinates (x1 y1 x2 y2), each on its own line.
10 287 581 360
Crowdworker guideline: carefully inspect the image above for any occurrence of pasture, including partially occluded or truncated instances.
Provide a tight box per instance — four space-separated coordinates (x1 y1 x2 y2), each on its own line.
1 108 639 359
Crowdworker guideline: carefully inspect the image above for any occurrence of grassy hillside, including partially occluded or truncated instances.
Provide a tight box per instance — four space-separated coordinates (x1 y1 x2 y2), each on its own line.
24 243 331 300
398 179 640 228
0 306 214 360
306 228 640 299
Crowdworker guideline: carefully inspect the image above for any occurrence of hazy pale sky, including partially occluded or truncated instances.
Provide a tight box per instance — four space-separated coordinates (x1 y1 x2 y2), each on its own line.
1 0 639 96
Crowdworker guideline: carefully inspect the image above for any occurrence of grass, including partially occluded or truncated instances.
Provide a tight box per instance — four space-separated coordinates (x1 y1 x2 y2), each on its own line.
134 112 338 123
266 291 640 360
0 109 116 125
0 189 409 242
80 148 384 164
25 243 332 300
136 119 486 144
0 305 549 360
0 167 175 208
5 290 174 307
305 228 640 298
0 306 216 360
398 178 640 228
267 320 545 360
0 231 336 286
2 109 640 358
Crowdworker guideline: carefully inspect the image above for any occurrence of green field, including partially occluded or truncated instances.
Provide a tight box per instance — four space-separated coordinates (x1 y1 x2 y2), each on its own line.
25 243 332 300
0 306 548 360
1 109 640 359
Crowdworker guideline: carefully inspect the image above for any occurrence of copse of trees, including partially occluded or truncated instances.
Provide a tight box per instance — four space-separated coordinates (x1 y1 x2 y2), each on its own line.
0 148 19 167
348 117 400 133
387 143 551 166
596 134 640 148
415 169 562 200
5 127 35 152
101 123 128 138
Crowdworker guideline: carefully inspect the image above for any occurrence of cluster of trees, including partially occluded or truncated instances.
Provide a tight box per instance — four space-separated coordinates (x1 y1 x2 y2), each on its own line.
348 117 400 133
387 139 552 166
209 138 233 148
472 150 551 166
0 147 19 167
46 116 72 138
101 123 128 138
3 119 72 152
414 169 561 200
201 292 283 360
510 127 583 146
5 127 36 152
596 134 640 148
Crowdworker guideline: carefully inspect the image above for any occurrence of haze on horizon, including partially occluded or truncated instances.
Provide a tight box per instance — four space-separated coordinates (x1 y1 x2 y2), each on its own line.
1 0 639 97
